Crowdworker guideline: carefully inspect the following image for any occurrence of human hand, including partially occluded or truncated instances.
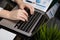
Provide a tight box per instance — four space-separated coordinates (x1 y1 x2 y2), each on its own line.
8 9 28 21
15 0 34 15
19 2 34 15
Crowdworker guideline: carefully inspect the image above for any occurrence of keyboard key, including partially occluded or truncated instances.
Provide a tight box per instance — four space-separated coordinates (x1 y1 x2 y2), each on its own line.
15 11 42 33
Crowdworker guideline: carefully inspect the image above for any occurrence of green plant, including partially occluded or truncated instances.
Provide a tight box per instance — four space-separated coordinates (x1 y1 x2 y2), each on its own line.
34 23 60 40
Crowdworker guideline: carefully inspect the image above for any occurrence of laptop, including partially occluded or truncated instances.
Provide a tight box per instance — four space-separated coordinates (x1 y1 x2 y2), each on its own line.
0 0 52 37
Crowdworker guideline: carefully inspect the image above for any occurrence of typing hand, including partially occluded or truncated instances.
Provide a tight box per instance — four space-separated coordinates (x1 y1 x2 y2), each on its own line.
18 2 34 15
9 9 28 21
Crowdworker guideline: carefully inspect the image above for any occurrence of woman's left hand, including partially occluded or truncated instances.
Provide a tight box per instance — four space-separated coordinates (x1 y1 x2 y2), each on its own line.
19 2 34 15
15 0 34 15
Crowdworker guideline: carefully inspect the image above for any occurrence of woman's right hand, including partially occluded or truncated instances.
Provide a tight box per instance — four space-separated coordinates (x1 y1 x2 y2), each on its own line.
8 9 28 21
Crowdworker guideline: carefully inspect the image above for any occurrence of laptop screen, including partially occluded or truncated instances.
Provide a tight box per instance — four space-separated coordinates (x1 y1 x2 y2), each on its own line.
23 0 53 12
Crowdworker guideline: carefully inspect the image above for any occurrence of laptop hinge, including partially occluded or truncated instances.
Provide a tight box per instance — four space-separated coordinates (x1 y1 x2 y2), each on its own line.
35 8 45 15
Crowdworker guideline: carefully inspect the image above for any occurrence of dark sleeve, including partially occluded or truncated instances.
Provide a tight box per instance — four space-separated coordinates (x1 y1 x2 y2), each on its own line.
0 0 7 8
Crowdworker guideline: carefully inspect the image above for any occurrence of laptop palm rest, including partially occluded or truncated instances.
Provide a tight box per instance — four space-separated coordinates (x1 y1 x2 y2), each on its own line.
0 19 18 28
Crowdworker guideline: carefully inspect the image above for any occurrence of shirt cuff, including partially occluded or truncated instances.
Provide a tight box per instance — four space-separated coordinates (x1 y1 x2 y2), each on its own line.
0 7 3 11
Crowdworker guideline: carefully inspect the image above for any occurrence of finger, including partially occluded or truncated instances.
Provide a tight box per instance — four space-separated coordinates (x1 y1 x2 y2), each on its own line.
19 6 28 16
22 10 28 17
20 14 28 21
19 14 28 21
18 10 28 21
30 6 34 14
17 16 25 21
26 5 34 15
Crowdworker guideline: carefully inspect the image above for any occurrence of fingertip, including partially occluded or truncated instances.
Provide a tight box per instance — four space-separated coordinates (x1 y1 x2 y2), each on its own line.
20 19 25 21
23 19 25 21
30 10 34 15
17 17 25 21
30 7 34 15
26 19 28 21
19 14 28 22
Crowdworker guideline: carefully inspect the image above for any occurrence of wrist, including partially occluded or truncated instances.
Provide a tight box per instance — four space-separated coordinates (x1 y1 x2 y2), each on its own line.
0 10 10 18
15 0 23 5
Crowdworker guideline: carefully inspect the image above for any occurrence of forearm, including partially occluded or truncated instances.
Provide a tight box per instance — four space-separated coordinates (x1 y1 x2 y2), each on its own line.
0 10 10 18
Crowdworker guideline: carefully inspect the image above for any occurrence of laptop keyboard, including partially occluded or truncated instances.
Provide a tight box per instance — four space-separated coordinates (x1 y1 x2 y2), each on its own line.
15 11 42 33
